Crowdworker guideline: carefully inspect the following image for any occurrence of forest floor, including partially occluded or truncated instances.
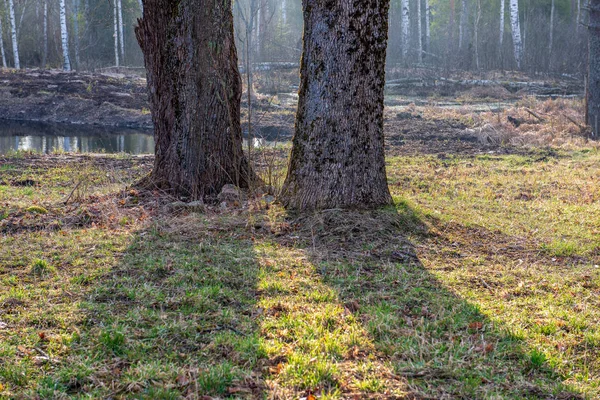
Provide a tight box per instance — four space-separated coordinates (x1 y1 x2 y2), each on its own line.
1 121 599 398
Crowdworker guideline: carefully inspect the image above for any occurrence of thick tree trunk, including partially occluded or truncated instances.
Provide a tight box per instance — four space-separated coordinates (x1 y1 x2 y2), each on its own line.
8 0 19 69
588 0 600 138
60 0 71 71
281 0 393 210
136 0 253 199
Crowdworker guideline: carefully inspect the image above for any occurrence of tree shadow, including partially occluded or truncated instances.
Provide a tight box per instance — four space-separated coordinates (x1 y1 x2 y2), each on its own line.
33 212 268 399
273 202 587 399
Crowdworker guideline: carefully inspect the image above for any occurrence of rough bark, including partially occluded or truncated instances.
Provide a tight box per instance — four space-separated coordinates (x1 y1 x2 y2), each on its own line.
136 0 253 199
588 0 600 138
281 0 393 210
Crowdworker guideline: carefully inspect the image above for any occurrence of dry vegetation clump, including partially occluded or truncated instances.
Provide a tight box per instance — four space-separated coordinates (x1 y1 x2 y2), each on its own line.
476 97 593 147
457 85 515 101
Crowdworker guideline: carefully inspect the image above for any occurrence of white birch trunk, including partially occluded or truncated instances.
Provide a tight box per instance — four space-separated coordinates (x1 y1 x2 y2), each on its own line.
281 0 287 25
8 0 19 69
0 13 7 68
417 0 422 63
60 0 71 71
401 0 409 59
577 0 581 33
499 0 505 46
425 0 430 52
510 0 523 69
113 0 119 67
137 0 142 12
117 0 124 60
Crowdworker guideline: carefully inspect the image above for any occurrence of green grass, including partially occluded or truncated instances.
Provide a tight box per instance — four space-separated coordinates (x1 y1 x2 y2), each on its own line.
0 148 598 398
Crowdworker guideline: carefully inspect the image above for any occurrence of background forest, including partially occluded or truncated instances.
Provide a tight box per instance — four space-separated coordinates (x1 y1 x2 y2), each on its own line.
0 0 590 75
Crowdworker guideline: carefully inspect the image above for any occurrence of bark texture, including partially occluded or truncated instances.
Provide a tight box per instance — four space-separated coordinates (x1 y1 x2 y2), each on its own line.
281 0 393 210
136 0 252 199
588 0 600 138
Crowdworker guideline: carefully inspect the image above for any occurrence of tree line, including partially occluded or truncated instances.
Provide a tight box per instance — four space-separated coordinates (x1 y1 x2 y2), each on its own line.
0 0 590 75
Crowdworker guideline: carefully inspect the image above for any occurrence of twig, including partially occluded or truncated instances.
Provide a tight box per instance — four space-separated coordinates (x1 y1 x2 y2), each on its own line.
563 114 586 131
64 181 82 205
524 108 545 122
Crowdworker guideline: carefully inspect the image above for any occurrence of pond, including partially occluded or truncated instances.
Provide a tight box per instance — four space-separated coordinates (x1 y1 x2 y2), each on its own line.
0 120 155 155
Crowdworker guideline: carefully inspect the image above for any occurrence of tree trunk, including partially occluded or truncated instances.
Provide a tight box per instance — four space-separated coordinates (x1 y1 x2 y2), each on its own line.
401 0 409 59
73 0 80 69
459 0 468 50
42 0 47 67
60 0 71 71
424 0 430 53
417 0 422 63
509 0 522 69
113 0 119 66
0 10 7 68
281 0 393 210
588 0 600 138
136 0 253 199
549 0 555 68
8 0 19 69
117 0 125 60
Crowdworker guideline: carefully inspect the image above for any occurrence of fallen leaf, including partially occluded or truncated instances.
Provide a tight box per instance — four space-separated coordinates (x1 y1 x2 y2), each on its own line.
468 322 484 331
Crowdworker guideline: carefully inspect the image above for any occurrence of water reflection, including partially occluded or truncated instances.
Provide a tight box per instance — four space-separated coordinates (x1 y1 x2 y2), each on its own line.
0 120 154 155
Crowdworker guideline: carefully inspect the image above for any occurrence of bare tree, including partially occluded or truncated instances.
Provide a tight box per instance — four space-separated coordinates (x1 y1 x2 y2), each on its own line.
0 8 7 68
588 0 600 138
8 0 19 68
401 0 409 59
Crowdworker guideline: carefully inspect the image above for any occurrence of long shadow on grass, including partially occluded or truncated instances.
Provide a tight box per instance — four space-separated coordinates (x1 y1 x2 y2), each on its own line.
39 214 267 399
275 203 585 399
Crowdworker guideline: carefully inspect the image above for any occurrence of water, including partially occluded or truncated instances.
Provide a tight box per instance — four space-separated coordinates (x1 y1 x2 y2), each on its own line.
0 120 155 155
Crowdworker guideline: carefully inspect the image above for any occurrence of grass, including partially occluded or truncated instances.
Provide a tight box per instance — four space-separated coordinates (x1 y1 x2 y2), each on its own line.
0 145 599 398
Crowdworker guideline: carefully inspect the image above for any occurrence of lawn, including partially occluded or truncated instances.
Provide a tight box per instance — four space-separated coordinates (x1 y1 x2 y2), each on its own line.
0 146 598 399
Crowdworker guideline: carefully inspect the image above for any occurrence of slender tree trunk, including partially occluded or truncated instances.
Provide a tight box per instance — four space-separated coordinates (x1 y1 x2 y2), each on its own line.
117 0 124 60
8 0 19 69
401 0 409 59
424 0 430 53
475 0 481 69
0 10 7 68
113 0 119 67
417 0 422 63
136 0 253 199
281 0 287 25
459 0 468 50
281 0 393 210
588 0 600 138
549 0 555 69
499 0 505 46
42 0 47 67
509 0 522 69
137 0 143 11
60 0 71 71
578 0 582 34
73 0 80 69
448 0 456 68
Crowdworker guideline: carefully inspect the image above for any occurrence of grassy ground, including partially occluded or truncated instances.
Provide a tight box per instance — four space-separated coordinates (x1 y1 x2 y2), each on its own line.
0 145 599 399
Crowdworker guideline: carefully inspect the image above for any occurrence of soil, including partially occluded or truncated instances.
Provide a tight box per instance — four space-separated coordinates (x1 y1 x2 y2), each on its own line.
0 69 152 129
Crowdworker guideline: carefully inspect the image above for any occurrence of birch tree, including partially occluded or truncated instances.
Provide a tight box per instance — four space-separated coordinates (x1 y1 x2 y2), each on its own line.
281 0 393 210
113 0 119 66
459 0 468 50
550 0 555 61
417 0 422 63
0 10 7 68
59 0 71 70
42 0 47 67
8 0 19 69
117 0 124 59
499 0 505 49
401 0 409 59
509 0 522 69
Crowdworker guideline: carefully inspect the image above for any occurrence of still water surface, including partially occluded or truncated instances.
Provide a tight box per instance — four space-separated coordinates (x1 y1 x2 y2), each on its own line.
0 120 155 155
